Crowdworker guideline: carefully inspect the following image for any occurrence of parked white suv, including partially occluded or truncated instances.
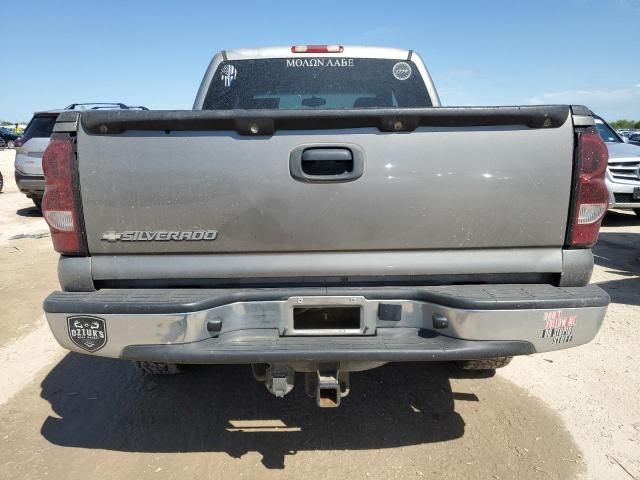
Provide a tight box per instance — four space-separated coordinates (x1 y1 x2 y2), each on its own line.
593 114 640 217
15 103 147 209
14 111 60 209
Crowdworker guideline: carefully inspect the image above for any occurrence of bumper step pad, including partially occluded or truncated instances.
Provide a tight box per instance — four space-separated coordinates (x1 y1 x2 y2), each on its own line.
45 284 610 315
121 328 534 364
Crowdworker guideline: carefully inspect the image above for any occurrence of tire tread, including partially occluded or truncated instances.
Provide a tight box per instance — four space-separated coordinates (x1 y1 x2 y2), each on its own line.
134 361 182 375
458 356 513 371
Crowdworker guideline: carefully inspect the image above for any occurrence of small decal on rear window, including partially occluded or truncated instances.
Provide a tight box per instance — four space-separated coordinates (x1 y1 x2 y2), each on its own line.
221 64 237 87
540 310 577 344
285 58 355 68
392 62 412 80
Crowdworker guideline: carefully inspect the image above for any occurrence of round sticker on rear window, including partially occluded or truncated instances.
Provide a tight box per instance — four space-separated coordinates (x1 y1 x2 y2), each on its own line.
392 62 412 80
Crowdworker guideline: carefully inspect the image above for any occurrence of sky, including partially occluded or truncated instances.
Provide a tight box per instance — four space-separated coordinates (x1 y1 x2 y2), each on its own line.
1 0 639 122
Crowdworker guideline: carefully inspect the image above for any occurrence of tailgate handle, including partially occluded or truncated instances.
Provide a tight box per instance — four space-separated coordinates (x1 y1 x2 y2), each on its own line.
290 145 364 183
302 148 352 163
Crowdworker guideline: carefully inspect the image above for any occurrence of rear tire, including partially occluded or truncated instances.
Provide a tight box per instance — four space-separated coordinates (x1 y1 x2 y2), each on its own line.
457 356 512 371
0 171 3 192
134 361 182 375
6 140 14 148
33 197 42 210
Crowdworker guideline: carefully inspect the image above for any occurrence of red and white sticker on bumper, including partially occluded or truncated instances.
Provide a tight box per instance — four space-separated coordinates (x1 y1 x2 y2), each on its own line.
540 310 577 345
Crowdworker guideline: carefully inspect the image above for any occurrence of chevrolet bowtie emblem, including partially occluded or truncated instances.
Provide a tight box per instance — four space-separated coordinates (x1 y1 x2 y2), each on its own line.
101 232 122 242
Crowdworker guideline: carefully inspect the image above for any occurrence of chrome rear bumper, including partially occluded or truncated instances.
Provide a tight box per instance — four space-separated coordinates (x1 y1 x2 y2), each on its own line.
44 284 609 362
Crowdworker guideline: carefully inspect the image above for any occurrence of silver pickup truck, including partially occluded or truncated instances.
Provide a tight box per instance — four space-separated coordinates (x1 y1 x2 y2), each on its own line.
41 45 610 407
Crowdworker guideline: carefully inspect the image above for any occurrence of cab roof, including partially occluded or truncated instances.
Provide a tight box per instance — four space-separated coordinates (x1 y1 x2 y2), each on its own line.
224 45 412 61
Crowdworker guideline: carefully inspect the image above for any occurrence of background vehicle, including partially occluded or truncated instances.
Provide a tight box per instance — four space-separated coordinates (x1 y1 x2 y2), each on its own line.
593 114 640 217
14 111 59 209
41 46 610 408
14 103 148 209
0 127 19 148
0 137 6 148
628 133 640 147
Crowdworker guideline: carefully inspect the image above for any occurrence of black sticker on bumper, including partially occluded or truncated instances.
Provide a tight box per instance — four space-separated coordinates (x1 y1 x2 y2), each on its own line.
67 315 107 352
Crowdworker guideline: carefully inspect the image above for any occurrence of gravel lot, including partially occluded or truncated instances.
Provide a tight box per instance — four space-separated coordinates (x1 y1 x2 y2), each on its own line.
0 148 638 479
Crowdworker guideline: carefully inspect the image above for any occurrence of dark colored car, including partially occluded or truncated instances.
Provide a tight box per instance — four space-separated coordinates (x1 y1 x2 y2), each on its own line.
0 127 20 148
1 132 13 192
628 134 640 147
1 136 6 191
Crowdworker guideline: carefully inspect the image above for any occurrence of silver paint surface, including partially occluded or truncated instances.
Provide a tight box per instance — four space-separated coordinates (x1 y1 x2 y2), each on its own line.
78 121 574 255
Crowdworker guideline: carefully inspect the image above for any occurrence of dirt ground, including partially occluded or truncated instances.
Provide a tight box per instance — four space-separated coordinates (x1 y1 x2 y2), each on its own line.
0 150 57 348
0 148 638 479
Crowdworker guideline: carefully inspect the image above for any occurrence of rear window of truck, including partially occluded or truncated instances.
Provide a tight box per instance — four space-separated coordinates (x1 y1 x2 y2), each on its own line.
203 58 432 110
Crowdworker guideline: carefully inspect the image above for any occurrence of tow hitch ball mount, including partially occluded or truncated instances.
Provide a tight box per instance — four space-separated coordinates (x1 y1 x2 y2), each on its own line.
254 363 350 408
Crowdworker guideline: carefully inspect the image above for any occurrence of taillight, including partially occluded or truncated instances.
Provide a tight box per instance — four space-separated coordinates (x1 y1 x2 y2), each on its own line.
291 45 344 53
568 129 609 247
42 134 86 255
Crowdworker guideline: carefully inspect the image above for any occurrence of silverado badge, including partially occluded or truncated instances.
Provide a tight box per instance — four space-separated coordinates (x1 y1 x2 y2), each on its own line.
67 315 107 353
101 230 218 242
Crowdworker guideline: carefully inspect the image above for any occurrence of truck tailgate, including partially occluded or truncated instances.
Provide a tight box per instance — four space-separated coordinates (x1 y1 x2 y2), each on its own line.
75 107 575 254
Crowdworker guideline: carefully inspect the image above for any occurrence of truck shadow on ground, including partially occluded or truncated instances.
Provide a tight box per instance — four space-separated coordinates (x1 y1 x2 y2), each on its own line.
39 354 467 469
